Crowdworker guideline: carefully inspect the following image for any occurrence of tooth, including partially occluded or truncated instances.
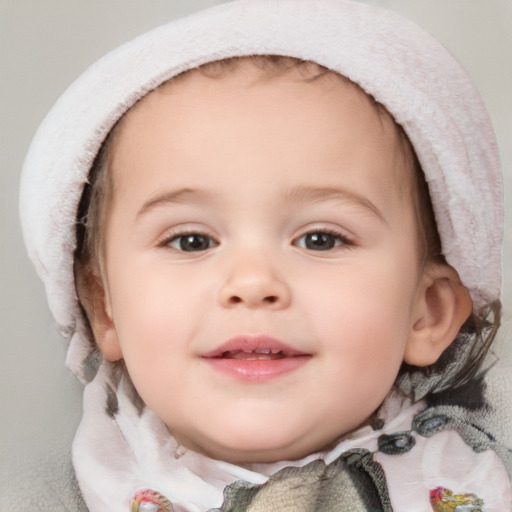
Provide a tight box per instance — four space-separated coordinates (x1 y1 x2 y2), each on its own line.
254 348 271 354
271 349 281 354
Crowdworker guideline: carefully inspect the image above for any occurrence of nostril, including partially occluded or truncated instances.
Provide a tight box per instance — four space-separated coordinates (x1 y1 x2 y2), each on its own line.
227 295 279 306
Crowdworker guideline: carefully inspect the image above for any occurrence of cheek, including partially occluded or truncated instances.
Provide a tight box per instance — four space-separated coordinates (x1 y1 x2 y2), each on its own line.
106 257 218 398
107 268 183 365
303 257 418 359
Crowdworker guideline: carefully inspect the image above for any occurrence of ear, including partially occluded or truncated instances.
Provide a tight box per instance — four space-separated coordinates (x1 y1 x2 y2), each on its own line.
404 262 472 367
76 267 123 362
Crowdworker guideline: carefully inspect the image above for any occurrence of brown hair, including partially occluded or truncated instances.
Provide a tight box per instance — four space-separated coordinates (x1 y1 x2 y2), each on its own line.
74 55 500 400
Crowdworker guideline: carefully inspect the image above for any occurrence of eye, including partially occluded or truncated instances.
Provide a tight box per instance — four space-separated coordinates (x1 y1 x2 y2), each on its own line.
294 231 351 251
167 233 218 252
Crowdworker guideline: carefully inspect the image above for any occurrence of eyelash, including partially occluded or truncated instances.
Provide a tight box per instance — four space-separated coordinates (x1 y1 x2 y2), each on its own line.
159 230 219 252
159 227 354 253
293 228 355 252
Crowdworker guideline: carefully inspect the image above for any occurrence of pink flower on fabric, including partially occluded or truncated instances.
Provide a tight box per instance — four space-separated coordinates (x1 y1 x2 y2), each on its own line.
130 489 173 512
430 486 483 512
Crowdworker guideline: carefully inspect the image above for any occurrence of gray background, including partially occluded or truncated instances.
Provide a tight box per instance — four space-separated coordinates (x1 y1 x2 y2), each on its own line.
1 0 511 505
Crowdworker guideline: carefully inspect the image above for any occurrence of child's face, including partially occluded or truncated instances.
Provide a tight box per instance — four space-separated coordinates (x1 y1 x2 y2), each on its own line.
97 63 430 463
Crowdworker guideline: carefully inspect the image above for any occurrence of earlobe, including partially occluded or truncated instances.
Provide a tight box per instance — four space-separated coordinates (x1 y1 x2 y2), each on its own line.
404 263 472 367
76 268 123 362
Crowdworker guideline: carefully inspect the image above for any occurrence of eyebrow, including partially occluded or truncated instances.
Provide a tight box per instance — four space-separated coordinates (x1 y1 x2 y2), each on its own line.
284 185 385 222
136 185 385 222
137 188 205 218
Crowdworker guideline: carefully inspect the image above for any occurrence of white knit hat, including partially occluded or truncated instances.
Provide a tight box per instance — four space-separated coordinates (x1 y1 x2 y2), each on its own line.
19 0 502 384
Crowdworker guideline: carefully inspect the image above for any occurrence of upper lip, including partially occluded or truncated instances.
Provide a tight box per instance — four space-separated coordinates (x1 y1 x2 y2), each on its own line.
201 334 307 358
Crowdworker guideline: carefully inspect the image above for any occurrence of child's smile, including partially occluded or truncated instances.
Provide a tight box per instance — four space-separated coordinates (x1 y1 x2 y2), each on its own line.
92 61 435 463
201 333 312 380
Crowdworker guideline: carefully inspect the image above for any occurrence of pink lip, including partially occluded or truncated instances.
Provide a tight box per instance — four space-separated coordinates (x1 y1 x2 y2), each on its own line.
201 334 310 381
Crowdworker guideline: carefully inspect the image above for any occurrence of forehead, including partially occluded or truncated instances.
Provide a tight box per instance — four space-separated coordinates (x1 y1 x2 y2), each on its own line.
128 59 399 134
109 58 414 204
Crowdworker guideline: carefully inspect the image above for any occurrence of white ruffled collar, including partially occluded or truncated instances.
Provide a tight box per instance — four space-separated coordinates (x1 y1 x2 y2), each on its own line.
72 362 423 512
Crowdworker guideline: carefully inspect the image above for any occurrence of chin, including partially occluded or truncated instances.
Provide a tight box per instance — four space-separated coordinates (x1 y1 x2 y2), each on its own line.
190 431 328 464
170 411 344 463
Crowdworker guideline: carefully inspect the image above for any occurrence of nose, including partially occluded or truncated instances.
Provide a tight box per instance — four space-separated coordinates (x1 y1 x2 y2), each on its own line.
218 256 291 310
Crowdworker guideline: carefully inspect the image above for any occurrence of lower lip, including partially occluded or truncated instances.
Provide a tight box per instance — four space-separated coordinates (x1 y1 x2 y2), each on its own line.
202 356 310 381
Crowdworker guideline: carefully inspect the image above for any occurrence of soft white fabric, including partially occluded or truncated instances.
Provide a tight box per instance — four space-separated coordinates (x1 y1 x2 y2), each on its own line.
74 374 512 511
376 430 512 511
19 0 502 383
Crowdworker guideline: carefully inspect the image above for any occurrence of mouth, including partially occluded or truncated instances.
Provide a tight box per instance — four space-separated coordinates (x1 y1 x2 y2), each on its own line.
201 335 310 380
215 348 288 361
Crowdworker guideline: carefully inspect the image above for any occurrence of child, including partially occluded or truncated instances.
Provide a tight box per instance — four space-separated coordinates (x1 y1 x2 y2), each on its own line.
19 1 511 510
